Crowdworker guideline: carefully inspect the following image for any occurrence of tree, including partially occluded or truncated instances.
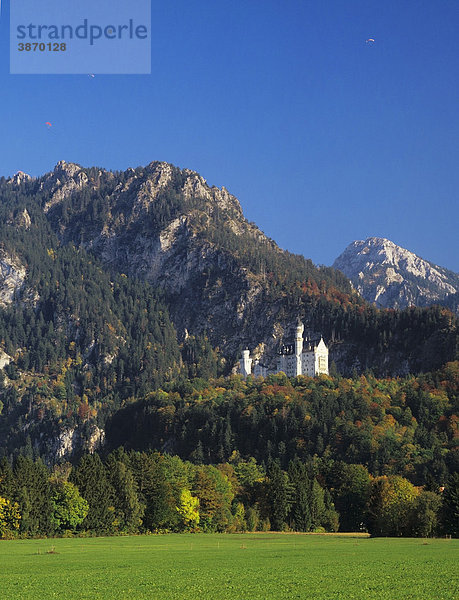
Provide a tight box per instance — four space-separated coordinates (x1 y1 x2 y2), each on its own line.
106 454 144 533
367 475 419 537
310 478 327 530
232 456 265 505
245 505 260 532
265 461 292 531
441 473 459 537
71 454 115 533
0 458 14 499
330 463 370 531
13 456 54 536
129 452 176 531
193 465 234 532
191 440 205 465
51 481 89 532
0 496 21 538
176 489 199 530
288 460 312 532
322 488 340 532
411 490 442 537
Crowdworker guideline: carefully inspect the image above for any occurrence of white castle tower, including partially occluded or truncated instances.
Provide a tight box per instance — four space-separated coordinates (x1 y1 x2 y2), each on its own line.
294 321 304 376
239 349 252 378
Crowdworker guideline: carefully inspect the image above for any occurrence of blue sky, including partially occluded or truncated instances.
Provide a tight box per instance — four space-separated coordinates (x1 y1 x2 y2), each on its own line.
1 1 458 271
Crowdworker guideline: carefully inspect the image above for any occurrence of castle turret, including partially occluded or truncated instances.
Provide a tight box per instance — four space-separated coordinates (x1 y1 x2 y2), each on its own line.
314 337 329 375
294 321 304 376
239 349 252 377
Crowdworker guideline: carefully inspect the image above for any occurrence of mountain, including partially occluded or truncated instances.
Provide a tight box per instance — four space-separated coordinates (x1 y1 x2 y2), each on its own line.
38 162 458 373
333 237 459 311
0 162 457 460
2 162 457 376
34 161 354 358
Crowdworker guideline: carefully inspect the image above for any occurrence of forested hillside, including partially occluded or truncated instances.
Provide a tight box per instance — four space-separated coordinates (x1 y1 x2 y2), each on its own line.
106 365 458 487
0 162 457 467
0 176 182 457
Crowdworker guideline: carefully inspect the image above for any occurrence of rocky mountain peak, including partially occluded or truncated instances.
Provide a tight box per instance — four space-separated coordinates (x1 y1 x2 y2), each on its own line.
8 171 33 186
333 237 459 309
54 160 83 177
145 161 175 188
41 161 90 213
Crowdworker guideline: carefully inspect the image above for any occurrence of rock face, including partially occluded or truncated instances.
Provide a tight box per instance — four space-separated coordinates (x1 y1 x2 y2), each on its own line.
0 250 27 307
0 349 12 369
333 237 459 309
17 208 31 230
49 425 105 461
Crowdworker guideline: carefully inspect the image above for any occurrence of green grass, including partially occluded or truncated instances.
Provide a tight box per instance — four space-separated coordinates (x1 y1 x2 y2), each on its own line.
0 534 457 599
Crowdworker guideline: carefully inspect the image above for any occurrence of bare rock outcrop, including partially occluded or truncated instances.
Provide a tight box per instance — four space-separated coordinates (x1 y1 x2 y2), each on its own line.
0 249 27 307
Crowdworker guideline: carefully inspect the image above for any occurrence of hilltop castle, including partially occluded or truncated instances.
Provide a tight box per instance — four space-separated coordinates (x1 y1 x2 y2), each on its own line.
239 322 329 378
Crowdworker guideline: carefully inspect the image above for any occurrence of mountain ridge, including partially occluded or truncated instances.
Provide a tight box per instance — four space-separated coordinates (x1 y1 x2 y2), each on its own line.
333 236 459 310
26 161 355 357
2 161 457 378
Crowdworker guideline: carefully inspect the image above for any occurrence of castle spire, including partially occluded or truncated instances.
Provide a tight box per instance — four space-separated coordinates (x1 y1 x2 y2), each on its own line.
295 321 304 376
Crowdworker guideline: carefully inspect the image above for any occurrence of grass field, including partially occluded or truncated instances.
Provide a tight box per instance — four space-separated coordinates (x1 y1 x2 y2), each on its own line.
0 533 457 599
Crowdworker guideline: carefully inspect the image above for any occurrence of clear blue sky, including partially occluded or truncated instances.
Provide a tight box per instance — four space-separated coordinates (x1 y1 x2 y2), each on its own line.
1 1 458 271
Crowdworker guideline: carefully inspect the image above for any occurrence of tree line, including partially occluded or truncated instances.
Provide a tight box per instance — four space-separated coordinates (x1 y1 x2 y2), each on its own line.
1 450 457 539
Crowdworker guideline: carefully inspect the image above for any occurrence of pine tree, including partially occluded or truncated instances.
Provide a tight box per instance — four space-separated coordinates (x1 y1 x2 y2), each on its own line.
71 454 115 533
441 473 459 537
106 454 144 533
0 458 14 499
310 478 326 530
266 461 292 531
129 452 177 531
13 456 54 536
288 460 312 532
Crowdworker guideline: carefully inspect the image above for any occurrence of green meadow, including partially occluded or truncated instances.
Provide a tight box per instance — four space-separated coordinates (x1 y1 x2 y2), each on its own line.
0 534 457 600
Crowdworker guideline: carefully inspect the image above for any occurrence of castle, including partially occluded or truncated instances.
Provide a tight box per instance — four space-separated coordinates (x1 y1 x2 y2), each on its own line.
239 322 329 378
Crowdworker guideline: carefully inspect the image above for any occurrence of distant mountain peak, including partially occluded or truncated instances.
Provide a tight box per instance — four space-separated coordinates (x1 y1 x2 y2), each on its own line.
333 237 459 309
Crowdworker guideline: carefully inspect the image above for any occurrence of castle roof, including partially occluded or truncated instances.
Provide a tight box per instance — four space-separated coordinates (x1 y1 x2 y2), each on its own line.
278 337 324 356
